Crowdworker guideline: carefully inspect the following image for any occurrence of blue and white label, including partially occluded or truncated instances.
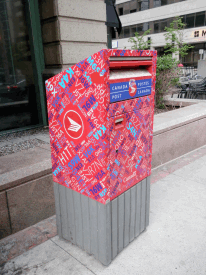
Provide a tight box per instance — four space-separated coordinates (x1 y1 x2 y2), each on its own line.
110 78 152 103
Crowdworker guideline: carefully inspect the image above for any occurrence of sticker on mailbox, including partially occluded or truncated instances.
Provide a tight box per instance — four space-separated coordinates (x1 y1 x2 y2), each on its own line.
110 78 152 103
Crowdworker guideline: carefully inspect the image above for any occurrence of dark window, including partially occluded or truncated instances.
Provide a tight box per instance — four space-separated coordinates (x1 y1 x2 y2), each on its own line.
167 17 174 26
195 12 205 27
118 0 190 14
131 26 137 36
141 0 149 11
180 15 186 25
137 24 143 35
161 0 167 5
160 20 167 32
138 1 142 11
124 28 130 38
194 43 204 49
155 47 165 56
147 37 151 49
119 28 124 39
185 13 195 29
0 0 41 131
154 21 159 33
119 7 123 16
154 0 161 7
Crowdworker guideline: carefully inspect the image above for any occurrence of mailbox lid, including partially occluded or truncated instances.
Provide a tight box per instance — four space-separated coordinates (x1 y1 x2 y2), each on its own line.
109 106 151 200
109 68 151 80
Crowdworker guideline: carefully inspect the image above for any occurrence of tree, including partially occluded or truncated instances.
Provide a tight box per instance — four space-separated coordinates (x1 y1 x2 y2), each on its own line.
127 17 193 108
164 16 194 63
155 54 179 108
128 29 152 50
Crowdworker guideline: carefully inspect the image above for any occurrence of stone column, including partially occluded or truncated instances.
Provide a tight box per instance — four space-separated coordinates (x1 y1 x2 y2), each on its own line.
39 0 107 77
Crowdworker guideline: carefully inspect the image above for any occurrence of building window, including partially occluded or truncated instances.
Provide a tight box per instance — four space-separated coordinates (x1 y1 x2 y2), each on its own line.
143 22 149 31
160 19 167 32
130 9 137 13
124 27 130 38
118 11 206 39
195 12 205 27
154 21 159 33
130 0 137 13
119 7 123 16
137 0 150 11
185 13 195 29
161 0 167 6
155 47 165 56
124 2 130 15
135 22 149 35
168 0 175 3
0 0 43 131
117 0 190 15
131 25 137 36
154 0 160 8
137 24 144 35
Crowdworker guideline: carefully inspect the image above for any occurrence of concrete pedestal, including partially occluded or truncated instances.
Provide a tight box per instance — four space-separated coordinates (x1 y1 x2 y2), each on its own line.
53 177 150 265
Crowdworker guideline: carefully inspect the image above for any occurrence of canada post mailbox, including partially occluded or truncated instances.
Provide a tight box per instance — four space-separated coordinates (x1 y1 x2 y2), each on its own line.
46 49 157 265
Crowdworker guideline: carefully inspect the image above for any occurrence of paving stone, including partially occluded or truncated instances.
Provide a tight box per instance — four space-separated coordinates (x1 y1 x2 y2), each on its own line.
33 134 50 143
0 240 94 275
173 154 206 184
36 143 51 151
52 236 105 273
0 216 56 265
7 174 55 233
151 145 206 184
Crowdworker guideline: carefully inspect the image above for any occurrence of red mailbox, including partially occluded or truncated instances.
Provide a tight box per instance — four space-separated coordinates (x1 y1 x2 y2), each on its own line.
46 49 157 265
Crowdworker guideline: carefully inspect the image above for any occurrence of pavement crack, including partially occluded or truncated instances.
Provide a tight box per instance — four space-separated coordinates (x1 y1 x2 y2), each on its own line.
50 239 97 275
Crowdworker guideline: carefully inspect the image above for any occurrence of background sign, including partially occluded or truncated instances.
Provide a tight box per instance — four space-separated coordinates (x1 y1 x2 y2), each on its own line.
112 41 118 48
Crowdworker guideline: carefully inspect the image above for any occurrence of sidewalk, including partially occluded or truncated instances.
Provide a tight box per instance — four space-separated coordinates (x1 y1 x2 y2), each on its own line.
1 145 206 275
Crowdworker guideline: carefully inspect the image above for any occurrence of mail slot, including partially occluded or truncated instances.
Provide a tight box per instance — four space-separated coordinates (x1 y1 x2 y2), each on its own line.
45 49 157 265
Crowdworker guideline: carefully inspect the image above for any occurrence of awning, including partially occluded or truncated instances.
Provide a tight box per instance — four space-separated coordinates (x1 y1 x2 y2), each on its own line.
105 0 122 35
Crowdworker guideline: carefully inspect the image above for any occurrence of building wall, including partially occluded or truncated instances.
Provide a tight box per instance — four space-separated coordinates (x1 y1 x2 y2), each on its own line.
39 0 107 76
113 0 206 51
116 0 205 26
116 26 206 49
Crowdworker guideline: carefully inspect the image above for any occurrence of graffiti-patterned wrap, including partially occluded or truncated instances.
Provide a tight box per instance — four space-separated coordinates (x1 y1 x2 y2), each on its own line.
45 49 157 205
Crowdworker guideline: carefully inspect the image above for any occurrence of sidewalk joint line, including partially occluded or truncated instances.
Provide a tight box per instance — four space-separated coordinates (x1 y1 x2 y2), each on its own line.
5 191 12 234
50 239 97 275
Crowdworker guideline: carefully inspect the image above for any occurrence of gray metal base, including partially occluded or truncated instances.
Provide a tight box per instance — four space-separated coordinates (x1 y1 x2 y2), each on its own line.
53 177 150 266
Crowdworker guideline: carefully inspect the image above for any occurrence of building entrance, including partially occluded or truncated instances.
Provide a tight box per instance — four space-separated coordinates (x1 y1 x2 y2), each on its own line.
0 0 46 132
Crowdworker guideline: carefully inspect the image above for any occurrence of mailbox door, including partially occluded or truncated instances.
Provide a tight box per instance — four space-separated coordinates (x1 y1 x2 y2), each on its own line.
109 106 151 201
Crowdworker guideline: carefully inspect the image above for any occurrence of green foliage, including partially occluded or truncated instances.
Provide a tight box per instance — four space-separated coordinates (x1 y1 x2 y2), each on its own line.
128 29 152 50
164 16 194 62
155 54 180 107
127 17 192 108
156 54 178 72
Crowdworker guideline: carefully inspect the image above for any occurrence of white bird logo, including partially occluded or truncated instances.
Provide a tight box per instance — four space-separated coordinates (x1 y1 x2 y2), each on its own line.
67 116 81 132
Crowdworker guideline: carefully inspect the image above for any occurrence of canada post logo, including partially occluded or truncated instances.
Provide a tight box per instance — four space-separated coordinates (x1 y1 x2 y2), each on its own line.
63 110 84 139
129 79 137 97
